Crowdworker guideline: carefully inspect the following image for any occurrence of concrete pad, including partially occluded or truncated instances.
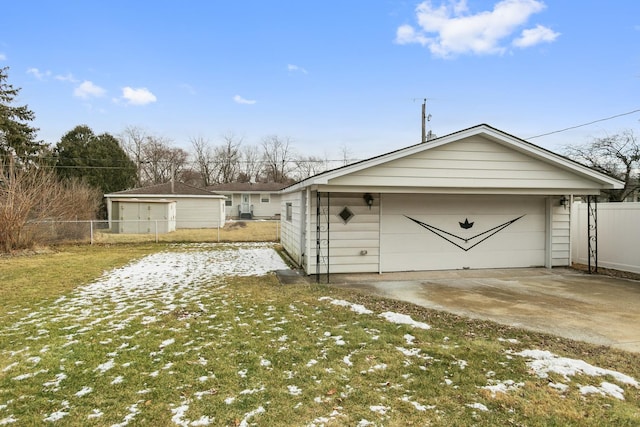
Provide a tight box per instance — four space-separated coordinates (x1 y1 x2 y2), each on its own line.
326 268 640 353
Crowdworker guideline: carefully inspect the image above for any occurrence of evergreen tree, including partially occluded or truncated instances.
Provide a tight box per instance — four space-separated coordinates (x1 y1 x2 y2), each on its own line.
0 66 44 165
55 125 137 194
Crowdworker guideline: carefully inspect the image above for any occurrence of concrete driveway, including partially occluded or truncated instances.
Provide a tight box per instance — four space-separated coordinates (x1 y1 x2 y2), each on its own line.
326 268 640 353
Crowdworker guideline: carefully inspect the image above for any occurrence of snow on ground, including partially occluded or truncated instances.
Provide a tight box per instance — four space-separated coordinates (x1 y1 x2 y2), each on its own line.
0 242 638 425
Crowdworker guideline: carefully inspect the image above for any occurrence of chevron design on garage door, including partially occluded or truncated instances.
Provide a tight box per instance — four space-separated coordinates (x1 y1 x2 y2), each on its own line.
405 215 525 252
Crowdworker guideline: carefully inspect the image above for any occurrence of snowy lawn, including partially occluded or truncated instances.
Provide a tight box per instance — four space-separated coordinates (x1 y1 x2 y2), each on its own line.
1 243 639 426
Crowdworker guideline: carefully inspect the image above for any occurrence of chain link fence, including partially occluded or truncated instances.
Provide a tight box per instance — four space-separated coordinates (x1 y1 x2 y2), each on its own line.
23 219 281 245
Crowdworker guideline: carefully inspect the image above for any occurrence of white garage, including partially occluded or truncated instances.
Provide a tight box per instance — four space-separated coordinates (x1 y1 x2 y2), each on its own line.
280 124 623 275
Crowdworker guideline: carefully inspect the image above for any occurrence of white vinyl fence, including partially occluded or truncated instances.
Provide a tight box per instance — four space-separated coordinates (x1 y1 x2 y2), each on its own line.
571 202 640 274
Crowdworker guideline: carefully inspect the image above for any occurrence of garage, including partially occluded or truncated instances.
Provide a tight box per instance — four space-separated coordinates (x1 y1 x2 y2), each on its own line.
279 124 623 275
380 194 546 271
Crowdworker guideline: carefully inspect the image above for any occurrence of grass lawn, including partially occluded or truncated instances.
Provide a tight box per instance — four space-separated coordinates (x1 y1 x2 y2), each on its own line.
0 243 639 426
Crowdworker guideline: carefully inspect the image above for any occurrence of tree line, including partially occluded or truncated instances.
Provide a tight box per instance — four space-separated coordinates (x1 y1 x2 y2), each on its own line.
1 66 639 251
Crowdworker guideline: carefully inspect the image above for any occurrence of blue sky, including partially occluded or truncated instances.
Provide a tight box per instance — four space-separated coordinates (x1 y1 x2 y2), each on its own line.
1 1 639 160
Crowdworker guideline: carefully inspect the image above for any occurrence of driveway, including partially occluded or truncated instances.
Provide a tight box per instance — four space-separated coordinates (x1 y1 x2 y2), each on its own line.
325 268 640 353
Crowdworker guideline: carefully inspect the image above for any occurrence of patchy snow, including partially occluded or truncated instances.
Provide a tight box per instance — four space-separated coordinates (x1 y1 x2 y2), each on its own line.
580 382 626 400
369 405 389 415
288 385 303 395
318 297 373 315
74 386 92 397
2 242 636 424
379 312 431 330
466 402 489 412
514 350 639 387
482 380 524 396
239 406 265 427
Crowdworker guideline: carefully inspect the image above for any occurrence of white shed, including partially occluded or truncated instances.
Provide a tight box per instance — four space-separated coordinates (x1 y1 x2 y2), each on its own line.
110 198 176 234
105 182 226 230
280 124 624 275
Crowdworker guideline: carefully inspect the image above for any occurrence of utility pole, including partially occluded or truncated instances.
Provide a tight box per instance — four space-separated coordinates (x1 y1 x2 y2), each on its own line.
421 98 427 143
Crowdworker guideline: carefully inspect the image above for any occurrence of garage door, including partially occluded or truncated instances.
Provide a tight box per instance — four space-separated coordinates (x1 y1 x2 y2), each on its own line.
380 194 546 271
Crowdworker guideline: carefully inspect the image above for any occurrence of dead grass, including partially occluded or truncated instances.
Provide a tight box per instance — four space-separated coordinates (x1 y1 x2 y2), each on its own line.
0 244 160 321
93 221 279 244
0 245 639 426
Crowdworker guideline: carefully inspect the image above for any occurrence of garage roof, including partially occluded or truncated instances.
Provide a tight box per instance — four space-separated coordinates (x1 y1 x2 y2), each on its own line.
282 124 624 195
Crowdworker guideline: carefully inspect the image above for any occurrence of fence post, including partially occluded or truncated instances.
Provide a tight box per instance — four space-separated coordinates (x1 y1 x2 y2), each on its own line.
155 220 159 243
217 221 220 242
90 220 94 245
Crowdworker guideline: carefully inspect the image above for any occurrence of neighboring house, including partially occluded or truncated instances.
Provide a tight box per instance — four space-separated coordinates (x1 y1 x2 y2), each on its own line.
280 124 624 275
206 182 287 220
105 182 226 232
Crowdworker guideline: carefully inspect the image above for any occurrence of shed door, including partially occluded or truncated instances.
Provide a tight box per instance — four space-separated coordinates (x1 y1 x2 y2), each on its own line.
380 194 546 271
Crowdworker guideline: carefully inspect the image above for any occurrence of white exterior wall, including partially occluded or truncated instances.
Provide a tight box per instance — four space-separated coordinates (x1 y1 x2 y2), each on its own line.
250 193 282 219
550 198 571 267
280 191 304 266
571 202 640 274
308 192 380 274
175 198 224 228
222 193 281 219
329 137 606 192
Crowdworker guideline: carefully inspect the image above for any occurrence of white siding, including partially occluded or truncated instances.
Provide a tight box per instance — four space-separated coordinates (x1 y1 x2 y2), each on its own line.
221 192 281 219
251 193 282 219
308 192 380 274
175 199 224 228
328 137 603 191
280 191 304 266
550 199 571 267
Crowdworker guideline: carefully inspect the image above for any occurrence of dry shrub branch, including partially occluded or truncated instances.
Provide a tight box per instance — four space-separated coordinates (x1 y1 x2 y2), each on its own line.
0 160 101 252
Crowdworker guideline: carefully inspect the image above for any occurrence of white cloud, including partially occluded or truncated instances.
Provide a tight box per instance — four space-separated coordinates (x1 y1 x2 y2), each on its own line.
287 64 308 74
121 87 157 105
55 73 78 83
513 24 560 47
74 80 106 98
396 0 557 57
27 67 51 80
233 95 257 105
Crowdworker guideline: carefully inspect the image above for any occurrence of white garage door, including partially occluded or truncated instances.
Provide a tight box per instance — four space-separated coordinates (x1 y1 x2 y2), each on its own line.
380 194 546 271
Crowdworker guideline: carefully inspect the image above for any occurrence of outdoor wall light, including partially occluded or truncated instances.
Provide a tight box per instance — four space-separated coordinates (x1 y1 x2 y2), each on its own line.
363 193 374 209
560 196 569 209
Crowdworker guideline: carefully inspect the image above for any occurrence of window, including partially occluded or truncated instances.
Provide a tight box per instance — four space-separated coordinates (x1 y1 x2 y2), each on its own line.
261 195 270 203
225 198 233 207
285 202 293 221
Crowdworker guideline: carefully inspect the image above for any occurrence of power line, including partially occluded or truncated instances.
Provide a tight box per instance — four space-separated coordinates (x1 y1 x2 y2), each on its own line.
526 108 640 140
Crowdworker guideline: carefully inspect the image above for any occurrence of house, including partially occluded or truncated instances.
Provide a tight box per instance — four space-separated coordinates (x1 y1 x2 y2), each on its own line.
206 182 287 220
279 124 624 274
105 182 226 232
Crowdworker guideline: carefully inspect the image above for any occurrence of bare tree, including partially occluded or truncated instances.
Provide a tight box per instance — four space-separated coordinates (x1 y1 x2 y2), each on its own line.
119 126 148 186
261 135 295 183
139 136 188 185
564 130 640 201
213 134 242 183
190 136 216 186
0 160 100 252
338 142 354 166
238 144 262 182
293 155 328 180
